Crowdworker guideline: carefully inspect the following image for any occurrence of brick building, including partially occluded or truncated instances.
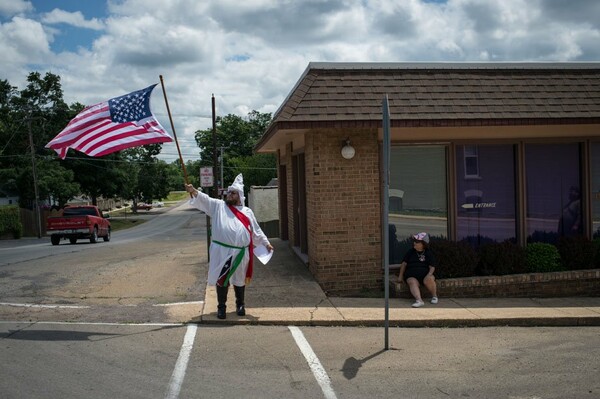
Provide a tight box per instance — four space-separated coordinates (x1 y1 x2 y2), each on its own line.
255 62 600 294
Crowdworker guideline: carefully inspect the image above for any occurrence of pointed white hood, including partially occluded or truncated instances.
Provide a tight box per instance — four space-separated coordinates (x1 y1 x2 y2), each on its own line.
227 173 245 205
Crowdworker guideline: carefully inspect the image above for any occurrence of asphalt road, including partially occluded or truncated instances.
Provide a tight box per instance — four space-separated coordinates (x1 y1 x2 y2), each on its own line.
1 202 599 398
0 201 207 323
1 323 599 399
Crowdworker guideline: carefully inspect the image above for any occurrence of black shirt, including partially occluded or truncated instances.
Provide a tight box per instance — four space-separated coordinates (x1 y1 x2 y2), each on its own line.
402 248 437 271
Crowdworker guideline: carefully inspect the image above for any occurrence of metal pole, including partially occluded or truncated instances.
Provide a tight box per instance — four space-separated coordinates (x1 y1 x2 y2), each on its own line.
27 116 42 238
382 95 391 350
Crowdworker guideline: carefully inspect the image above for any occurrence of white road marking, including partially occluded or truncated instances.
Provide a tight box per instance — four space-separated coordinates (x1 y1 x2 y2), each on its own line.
0 301 203 309
153 301 204 307
0 302 90 309
0 321 183 326
288 326 337 399
165 324 197 399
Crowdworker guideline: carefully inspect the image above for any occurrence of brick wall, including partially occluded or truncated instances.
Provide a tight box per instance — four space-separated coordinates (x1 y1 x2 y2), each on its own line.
284 143 295 246
392 269 600 298
305 128 382 294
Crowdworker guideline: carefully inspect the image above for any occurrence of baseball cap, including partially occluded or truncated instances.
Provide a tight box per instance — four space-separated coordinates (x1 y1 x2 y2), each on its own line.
413 232 430 243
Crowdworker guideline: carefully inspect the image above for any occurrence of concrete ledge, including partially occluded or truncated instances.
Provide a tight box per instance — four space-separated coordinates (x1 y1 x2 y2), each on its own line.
392 269 600 298
199 290 600 327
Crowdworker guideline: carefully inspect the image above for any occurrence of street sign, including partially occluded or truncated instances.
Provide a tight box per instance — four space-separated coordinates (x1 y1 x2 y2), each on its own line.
200 167 214 187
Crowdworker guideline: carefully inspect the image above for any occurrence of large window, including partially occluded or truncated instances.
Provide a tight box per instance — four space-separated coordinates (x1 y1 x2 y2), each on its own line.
456 144 516 246
526 143 582 243
592 142 600 238
388 146 447 263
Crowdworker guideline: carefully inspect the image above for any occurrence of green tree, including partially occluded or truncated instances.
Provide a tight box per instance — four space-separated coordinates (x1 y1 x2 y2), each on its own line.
38 160 81 207
1 72 184 210
229 153 277 187
63 153 129 205
194 110 275 191
167 160 188 191
116 145 175 211
138 161 171 200
0 73 80 208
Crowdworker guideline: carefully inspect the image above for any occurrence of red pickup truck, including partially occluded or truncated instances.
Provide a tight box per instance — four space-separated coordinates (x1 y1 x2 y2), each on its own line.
46 205 111 245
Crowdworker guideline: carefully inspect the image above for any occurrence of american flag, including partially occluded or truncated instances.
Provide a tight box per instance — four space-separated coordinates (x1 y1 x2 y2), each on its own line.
46 84 173 159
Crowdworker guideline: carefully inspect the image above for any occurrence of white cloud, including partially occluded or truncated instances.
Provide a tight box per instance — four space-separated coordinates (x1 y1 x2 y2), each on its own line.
1 0 599 161
0 0 32 17
0 16 51 64
41 8 105 30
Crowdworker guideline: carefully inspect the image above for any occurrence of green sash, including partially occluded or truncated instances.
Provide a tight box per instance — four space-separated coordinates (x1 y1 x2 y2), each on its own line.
213 240 247 286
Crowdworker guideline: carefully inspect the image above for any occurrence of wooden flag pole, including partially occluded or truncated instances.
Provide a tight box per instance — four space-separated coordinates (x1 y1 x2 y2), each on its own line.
159 75 190 185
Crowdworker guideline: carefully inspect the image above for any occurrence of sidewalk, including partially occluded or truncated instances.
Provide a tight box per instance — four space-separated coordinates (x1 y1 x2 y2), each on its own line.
200 239 600 327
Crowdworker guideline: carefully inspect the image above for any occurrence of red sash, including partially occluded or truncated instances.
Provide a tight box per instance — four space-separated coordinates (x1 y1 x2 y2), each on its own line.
228 204 254 284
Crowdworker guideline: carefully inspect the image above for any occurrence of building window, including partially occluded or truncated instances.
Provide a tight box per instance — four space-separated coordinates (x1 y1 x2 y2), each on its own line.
388 145 448 263
592 142 600 238
456 144 516 246
463 145 480 178
526 143 582 243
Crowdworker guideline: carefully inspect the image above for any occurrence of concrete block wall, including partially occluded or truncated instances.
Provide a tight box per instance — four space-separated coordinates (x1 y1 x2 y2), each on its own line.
305 128 382 294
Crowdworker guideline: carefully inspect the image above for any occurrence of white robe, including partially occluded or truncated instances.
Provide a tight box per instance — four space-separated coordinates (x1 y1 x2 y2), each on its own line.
189 189 271 286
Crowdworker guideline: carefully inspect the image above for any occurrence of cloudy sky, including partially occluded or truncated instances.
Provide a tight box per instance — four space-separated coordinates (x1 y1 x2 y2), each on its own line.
1 0 599 162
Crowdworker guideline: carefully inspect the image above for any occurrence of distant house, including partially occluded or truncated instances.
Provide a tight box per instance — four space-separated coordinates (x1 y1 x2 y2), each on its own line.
0 189 18 206
255 62 600 294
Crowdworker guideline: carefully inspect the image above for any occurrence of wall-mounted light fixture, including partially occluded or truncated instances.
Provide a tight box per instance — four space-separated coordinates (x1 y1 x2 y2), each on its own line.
341 138 355 159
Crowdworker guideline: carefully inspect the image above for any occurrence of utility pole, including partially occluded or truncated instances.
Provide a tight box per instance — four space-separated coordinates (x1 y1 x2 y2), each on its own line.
206 94 218 261
211 94 218 199
27 115 42 238
219 146 228 194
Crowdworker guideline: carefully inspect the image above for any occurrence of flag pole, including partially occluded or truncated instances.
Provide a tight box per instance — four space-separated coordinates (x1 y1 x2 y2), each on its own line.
159 75 189 185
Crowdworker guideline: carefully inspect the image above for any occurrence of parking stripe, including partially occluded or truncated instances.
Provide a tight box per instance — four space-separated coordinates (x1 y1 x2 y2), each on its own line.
288 326 337 399
165 323 197 399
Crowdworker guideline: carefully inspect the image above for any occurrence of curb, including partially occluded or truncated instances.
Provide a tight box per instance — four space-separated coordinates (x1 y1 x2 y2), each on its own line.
197 315 600 328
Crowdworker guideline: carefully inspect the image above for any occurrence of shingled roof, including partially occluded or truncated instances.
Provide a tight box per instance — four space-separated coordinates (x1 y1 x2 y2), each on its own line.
258 62 600 149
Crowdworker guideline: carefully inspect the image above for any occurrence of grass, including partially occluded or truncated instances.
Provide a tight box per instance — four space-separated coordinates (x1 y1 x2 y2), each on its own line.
109 218 147 232
164 191 189 202
106 191 189 232
107 207 131 217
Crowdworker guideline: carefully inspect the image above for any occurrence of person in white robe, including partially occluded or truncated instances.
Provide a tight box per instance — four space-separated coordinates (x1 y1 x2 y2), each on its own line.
185 174 273 319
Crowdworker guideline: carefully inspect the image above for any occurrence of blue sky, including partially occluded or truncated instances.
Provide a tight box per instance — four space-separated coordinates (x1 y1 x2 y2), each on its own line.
1 0 599 162
27 0 107 53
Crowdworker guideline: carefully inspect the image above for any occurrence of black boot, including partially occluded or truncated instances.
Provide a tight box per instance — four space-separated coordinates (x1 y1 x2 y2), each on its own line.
234 285 245 316
216 285 228 319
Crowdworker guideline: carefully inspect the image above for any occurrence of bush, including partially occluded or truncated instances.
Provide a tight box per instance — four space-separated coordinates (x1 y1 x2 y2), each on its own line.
477 241 527 276
527 230 559 245
594 238 600 268
460 235 496 249
429 239 478 278
0 206 23 239
526 243 564 272
556 236 597 270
